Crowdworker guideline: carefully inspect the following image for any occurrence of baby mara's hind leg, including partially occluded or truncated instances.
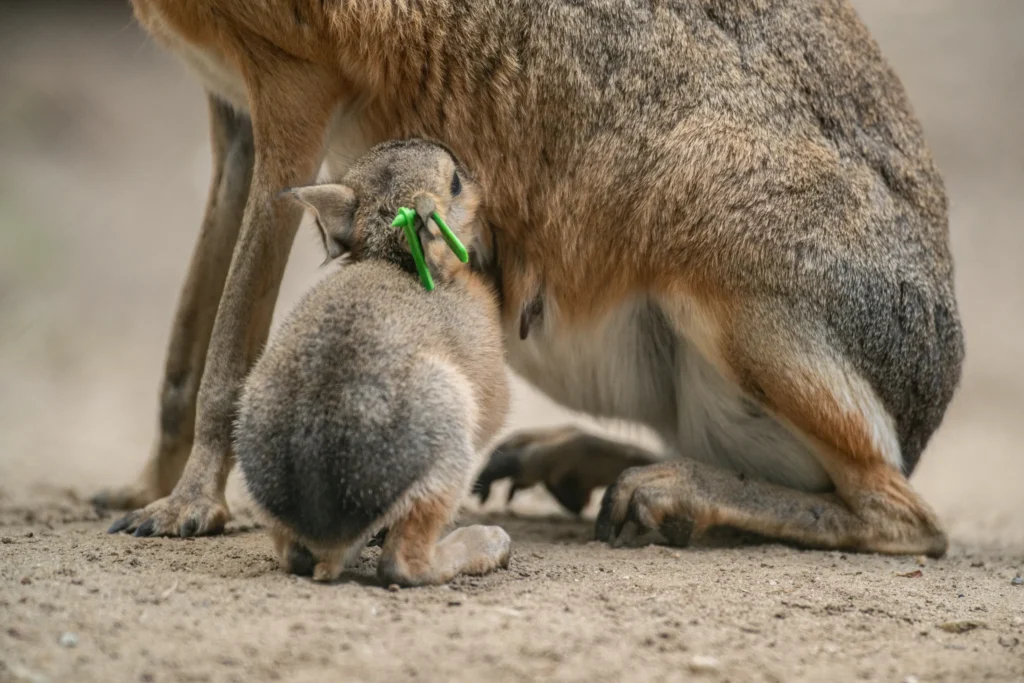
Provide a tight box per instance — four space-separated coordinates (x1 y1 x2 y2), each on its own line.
474 426 660 515
271 528 314 576
597 308 948 557
270 527 349 582
378 488 512 587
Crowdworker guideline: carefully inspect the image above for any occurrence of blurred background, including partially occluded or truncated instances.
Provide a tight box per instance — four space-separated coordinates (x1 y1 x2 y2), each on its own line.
1 1 1022 546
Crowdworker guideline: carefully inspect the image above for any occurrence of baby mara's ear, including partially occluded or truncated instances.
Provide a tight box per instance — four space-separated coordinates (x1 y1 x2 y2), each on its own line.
285 184 357 261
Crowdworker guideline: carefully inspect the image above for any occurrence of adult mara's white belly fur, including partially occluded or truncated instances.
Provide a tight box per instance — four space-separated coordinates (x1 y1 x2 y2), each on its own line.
506 296 834 493
504 297 680 437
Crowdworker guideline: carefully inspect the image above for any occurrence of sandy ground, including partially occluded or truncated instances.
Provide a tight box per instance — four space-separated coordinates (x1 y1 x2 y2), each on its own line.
1 2 1023 682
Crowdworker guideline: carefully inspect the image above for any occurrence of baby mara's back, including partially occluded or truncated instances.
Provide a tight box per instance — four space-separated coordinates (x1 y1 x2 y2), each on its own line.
237 260 505 547
234 139 510 584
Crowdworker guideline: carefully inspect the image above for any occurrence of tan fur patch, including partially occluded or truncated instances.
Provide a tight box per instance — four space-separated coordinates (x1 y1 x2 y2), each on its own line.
379 491 457 583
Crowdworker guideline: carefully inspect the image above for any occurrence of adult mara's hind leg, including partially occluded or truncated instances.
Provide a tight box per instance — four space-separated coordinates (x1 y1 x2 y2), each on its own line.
474 426 661 515
93 95 253 510
596 302 950 558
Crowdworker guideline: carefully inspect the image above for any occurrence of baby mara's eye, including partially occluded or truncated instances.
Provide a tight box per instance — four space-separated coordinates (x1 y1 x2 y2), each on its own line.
450 171 461 197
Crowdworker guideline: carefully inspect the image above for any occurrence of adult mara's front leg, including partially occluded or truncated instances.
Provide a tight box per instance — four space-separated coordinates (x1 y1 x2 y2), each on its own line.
108 60 341 537
474 426 661 515
94 95 253 512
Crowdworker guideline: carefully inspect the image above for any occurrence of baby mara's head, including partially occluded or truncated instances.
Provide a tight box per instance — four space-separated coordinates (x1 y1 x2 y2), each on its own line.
288 139 485 281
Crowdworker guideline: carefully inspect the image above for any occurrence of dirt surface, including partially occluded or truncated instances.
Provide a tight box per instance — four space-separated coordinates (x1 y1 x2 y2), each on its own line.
1 2 1023 682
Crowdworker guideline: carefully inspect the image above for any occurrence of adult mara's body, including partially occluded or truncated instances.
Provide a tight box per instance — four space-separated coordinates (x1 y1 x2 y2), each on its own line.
100 0 962 558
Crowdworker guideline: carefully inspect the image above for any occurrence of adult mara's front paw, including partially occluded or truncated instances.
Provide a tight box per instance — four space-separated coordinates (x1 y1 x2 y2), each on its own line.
107 491 230 538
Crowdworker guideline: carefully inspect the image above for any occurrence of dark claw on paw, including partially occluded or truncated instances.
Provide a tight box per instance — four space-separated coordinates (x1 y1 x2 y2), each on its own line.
367 528 388 547
133 519 156 537
107 514 135 534
472 446 524 503
659 517 696 547
594 484 619 542
179 519 199 538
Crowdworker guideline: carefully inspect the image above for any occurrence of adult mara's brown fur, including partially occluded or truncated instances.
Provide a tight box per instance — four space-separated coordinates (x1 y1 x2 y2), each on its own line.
101 0 963 557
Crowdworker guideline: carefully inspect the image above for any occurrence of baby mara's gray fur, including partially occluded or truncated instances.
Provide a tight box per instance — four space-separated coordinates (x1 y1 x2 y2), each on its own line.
234 140 510 585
